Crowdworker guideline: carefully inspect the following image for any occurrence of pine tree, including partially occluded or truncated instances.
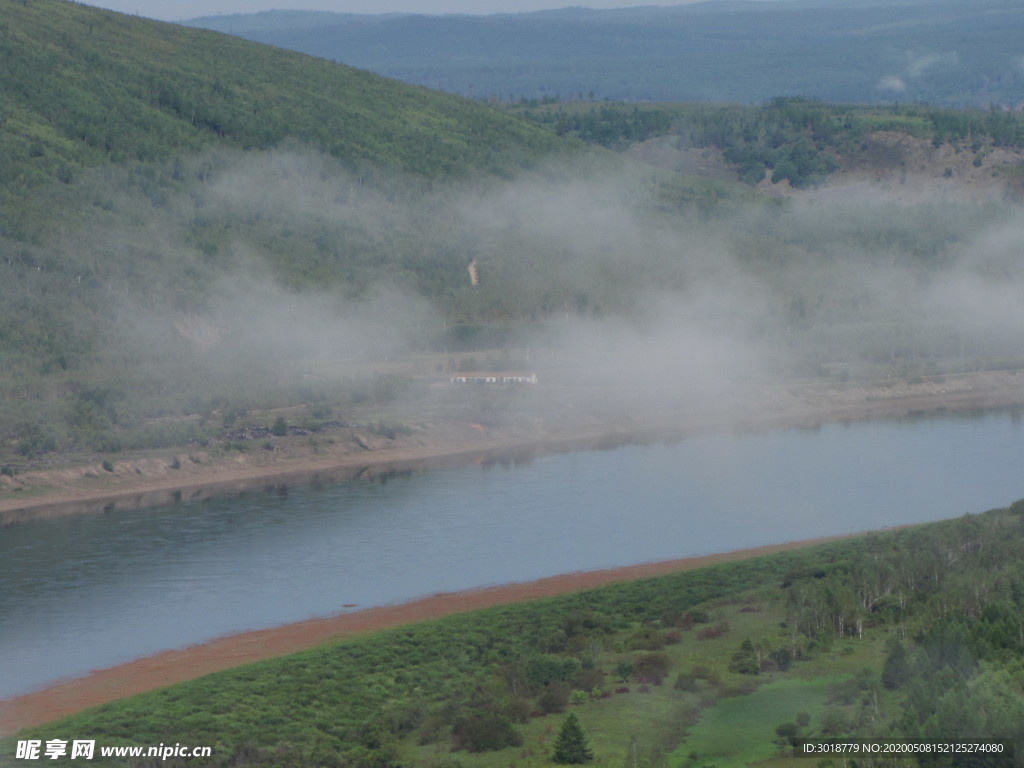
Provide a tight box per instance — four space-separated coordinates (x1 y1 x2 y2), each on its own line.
552 712 594 764
882 639 910 690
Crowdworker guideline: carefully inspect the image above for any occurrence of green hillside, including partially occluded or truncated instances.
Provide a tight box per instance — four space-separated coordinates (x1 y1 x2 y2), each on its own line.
1 0 1023 468
0 0 570 205
0 0 591 460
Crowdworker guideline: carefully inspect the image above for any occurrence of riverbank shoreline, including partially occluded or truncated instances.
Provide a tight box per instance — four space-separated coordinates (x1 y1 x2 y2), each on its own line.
0 532 863 737
2 370 1023 737
2 370 1023 526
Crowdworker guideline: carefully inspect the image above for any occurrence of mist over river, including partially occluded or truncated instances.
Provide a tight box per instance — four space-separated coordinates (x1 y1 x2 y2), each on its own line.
2 409 1024 699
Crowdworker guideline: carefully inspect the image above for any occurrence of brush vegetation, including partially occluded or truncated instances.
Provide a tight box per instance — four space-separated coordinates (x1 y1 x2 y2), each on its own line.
7 501 1024 766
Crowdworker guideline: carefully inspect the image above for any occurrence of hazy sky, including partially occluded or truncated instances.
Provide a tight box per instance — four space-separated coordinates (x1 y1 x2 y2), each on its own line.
80 0 725 22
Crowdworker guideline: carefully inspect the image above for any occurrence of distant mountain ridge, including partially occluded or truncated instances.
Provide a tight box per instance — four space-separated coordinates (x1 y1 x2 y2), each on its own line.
187 0 1024 107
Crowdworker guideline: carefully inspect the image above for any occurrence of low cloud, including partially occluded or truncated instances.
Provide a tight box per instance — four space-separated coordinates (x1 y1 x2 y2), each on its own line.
44 147 1024 428
877 75 907 93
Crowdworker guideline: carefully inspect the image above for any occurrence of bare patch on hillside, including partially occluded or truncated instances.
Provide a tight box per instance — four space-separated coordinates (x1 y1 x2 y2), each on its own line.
624 137 736 182
809 131 1024 204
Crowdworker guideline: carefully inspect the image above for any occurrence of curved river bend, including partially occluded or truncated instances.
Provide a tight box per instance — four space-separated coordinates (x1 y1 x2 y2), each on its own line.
2 410 1023 699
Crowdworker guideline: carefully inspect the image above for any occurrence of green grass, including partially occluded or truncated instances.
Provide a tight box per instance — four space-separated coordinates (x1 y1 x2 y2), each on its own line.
675 676 842 768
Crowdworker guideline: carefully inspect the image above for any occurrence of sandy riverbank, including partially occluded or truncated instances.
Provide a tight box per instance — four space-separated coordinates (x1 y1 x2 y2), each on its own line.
1 370 1023 736
0 533 859 737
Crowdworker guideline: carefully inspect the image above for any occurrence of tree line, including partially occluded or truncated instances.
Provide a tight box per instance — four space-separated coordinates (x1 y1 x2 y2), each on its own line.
519 98 1024 188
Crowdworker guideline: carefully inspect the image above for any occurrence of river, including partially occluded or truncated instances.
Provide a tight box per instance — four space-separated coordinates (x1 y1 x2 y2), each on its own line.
2 409 1023 699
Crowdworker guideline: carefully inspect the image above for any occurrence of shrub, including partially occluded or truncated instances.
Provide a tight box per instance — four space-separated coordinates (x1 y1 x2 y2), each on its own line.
771 647 793 671
451 713 521 752
15 422 57 457
690 665 720 685
368 420 413 440
697 621 730 640
728 651 760 675
537 683 570 714
505 697 532 724
633 652 671 684
615 661 633 681
674 673 699 692
310 404 333 419
775 722 799 747
571 666 604 692
627 626 666 650
526 655 580 688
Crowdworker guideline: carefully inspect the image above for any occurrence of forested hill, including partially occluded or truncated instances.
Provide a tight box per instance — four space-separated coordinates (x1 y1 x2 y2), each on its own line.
187 0 1024 107
0 0 571 202
0 0 587 459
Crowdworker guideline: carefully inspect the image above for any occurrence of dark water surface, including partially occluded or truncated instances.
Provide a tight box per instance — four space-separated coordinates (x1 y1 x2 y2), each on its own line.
2 410 1023 698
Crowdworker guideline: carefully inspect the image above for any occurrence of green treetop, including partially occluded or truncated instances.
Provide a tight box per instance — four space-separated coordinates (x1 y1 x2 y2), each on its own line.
552 712 594 764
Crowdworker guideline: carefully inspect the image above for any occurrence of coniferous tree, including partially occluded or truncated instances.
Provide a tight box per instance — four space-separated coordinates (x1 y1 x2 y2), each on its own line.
552 712 594 764
882 639 910 690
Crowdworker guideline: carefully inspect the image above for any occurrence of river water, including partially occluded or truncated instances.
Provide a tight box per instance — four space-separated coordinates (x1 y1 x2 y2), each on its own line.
2 410 1023 699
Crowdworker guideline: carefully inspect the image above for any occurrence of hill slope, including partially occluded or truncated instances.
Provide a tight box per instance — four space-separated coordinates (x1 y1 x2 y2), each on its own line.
0 0 595 459
187 0 1024 106
2 1 1024 470
0 0 571 203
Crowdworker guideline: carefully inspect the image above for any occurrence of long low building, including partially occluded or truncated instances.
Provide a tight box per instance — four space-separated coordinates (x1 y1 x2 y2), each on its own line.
450 372 538 384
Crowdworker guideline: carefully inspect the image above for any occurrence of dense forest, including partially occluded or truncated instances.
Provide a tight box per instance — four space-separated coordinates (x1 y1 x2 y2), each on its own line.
0 0 572 220
188 0 1024 106
7 500 1024 766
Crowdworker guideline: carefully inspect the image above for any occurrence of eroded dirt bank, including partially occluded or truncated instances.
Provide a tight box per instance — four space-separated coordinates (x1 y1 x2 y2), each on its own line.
2 370 1022 527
